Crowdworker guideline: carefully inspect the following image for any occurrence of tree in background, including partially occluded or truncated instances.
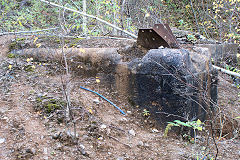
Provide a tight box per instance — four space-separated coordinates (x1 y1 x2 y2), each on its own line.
0 0 239 43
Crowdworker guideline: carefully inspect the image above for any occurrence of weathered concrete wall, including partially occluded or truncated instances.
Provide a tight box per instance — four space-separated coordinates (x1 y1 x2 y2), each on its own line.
115 48 218 126
196 43 238 65
13 45 220 127
14 48 121 76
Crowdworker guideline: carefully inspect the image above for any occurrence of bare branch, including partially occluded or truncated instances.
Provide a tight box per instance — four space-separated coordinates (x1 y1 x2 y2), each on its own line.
39 0 138 39
0 27 59 36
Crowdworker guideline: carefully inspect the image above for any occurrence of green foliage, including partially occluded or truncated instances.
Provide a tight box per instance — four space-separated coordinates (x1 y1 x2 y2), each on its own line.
7 53 16 58
182 134 195 144
164 123 175 137
0 0 58 32
35 96 66 114
1 0 239 44
0 0 136 36
24 65 35 72
163 0 240 44
46 102 60 113
142 109 150 117
164 119 204 138
186 34 197 43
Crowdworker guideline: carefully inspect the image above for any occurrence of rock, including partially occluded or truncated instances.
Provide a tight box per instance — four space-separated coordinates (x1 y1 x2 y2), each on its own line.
0 137 5 144
79 144 85 150
151 128 159 133
43 156 48 160
100 124 107 129
107 128 111 135
126 111 132 114
144 143 150 147
159 46 164 49
93 98 100 104
116 157 124 160
120 117 127 121
55 142 62 150
128 129 136 136
98 137 103 140
2 116 9 122
31 148 36 154
51 131 61 139
137 141 144 146
37 93 43 97
127 111 132 114
82 135 89 139
43 147 48 154
78 144 88 156
25 148 34 154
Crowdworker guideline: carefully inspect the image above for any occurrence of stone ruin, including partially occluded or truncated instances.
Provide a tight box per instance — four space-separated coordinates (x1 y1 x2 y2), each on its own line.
12 28 239 128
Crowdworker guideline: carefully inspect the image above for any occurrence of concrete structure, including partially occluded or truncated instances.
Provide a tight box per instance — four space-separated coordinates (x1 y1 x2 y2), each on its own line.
14 43 238 127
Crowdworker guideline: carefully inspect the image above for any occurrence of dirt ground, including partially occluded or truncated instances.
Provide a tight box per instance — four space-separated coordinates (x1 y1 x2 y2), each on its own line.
0 35 239 160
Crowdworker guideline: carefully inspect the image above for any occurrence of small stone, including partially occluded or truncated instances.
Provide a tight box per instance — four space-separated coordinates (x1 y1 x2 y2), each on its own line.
31 148 36 154
79 144 86 155
83 135 89 139
151 128 159 133
128 129 136 136
26 148 33 154
2 117 9 121
159 46 164 49
138 141 144 146
79 144 85 150
120 117 127 121
0 137 6 144
52 132 61 139
43 148 48 154
107 128 111 134
93 98 100 104
100 124 107 129
56 143 62 150
116 157 124 160
37 93 43 97
144 143 150 147
199 35 206 40
43 156 48 160
98 137 103 140
127 111 132 114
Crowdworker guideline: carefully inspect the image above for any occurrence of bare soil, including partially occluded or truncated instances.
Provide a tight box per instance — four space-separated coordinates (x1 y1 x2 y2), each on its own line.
0 35 239 160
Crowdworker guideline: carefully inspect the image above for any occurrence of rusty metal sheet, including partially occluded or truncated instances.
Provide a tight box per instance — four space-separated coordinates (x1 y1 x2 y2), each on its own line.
137 24 179 49
153 24 179 48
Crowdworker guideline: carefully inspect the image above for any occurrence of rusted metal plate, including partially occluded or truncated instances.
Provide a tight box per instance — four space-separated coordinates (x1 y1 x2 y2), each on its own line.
153 24 179 48
137 29 170 50
137 24 180 49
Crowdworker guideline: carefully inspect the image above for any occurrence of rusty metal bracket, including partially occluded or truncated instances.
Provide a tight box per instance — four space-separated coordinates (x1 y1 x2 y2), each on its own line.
137 24 180 49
